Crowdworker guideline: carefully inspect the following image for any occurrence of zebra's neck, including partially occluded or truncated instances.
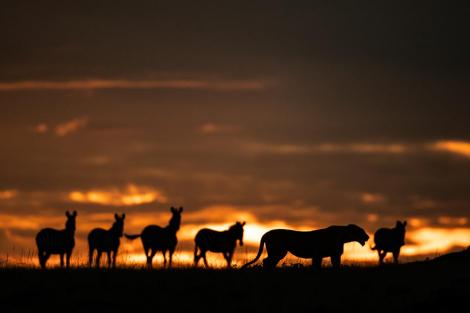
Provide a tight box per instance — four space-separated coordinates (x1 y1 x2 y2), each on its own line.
109 225 121 237
166 223 180 234
64 228 75 237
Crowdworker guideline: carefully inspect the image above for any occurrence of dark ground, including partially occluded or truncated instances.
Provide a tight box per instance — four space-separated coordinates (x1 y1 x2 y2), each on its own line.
0 260 469 313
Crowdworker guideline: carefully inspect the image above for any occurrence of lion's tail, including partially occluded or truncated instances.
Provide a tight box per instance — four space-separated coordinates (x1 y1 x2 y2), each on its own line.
241 235 266 269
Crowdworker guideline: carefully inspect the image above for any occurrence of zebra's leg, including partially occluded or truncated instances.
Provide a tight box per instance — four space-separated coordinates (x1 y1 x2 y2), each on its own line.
162 250 167 268
107 252 112 268
38 250 45 269
112 249 118 268
378 250 386 265
202 251 209 268
226 252 234 268
147 249 157 269
60 254 65 268
393 249 401 264
89 248 94 267
144 246 151 268
194 246 200 267
96 251 102 268
66 250 72 268
43 253 51 268
169 250 174 268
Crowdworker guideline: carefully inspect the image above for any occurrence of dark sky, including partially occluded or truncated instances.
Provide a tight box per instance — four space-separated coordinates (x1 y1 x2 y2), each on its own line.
0 1 469 257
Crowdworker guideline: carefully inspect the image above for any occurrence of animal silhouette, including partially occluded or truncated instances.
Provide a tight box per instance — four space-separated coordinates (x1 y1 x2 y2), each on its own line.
371 220 407 265
88 213 126 268
194 221 246 268
125 207 183 268
35 211 77 269
242 224 369 269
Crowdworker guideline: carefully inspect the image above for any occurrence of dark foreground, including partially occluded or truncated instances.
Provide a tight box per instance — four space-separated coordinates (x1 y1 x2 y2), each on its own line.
0 260 469 313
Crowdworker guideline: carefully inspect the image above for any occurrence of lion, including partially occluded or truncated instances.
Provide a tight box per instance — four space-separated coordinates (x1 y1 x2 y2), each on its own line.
242 224 369 269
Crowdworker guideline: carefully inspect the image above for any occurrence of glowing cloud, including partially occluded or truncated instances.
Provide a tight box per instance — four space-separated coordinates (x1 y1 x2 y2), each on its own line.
33 123 49 134
361 193 385 204
197 123 241 135
69 184 167 206
432 140 470 158
0 79 267 92
242 142 409 156
0 190 19 200
55 116 89 137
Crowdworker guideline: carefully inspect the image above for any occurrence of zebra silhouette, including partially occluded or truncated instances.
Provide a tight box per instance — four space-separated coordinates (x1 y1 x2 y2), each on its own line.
371 220 407 265
125 207 183 268
194 221 246 268
35 211 77 269
88 213 126 268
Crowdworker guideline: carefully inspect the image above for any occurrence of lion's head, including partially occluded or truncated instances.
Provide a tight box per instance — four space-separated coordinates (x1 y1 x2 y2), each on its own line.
345 224 370 246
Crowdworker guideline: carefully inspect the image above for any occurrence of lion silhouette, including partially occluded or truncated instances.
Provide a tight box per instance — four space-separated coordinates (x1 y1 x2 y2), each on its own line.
242 224 369 269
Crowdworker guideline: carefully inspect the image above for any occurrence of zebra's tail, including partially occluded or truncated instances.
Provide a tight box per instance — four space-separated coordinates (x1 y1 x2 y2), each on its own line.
370 245 377 250
125 234 142 240
241 235 266 269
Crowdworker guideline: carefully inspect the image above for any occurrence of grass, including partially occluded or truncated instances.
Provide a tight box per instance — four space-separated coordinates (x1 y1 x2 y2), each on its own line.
0 260 469 313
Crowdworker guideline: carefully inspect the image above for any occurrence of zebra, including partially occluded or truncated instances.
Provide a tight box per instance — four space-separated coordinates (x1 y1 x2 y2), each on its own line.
88 213 126 268
35 210 77 269
194 221 246 268
125 207 183 268
371 220 407 265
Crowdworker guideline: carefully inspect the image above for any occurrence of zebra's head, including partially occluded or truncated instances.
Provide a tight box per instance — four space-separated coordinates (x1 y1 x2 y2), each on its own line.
395 220 407 245
230 221 246 247
169 207 183 231
65 211 77 233
113 213 126 237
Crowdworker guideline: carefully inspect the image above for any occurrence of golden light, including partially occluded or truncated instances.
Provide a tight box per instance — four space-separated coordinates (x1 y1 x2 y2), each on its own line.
69 184 167 206
433 140 470 158
362 193 384 204
0 190 18 200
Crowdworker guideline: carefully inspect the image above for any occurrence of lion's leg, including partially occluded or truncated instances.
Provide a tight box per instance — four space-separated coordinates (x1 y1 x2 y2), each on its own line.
331 254 341 269
263 244 287 269
312 258 322 269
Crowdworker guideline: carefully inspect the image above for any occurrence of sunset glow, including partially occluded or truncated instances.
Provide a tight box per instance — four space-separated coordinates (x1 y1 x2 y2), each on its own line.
433 140 470 158
69 184 167 206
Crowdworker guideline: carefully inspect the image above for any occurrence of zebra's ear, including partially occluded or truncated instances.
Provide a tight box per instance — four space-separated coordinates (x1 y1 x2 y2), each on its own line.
179 207 183 213
122 213 126 220
73 211 77 217
403 220 407 227
66 211 71 218
242 221 246 226
115 213 119 220
170 207 176 213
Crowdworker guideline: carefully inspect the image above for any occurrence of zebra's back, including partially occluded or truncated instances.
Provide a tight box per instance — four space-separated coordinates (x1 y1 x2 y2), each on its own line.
36 228 74 254
141 225 176 250
374 228 402 250
195 229 231 252
89 228 120 252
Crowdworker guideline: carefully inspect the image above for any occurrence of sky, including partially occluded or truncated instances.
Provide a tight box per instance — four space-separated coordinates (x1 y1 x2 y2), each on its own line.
1 1 469 266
